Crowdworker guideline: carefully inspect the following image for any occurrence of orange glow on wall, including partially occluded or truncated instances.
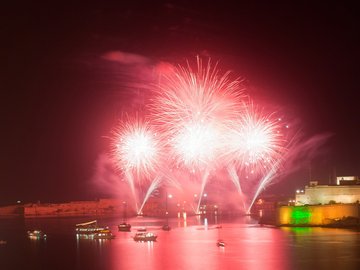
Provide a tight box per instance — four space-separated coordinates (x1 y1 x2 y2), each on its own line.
277 204 359 226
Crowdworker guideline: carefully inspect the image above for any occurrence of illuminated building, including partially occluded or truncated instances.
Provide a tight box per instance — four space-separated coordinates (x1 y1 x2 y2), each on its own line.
295 176 360 206
277 176 360 226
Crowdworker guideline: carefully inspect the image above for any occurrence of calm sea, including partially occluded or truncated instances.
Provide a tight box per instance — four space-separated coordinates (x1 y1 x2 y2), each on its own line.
0 215 359 270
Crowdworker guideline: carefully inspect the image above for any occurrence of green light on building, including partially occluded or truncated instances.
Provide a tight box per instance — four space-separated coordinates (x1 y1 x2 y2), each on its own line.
291 207 312 225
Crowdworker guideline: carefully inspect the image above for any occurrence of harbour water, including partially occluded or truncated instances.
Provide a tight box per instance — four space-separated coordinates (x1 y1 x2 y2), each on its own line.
1 215 360 270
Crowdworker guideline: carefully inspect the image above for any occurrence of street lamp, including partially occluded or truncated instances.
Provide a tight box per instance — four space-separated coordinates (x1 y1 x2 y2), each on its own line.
165 193 172 215
203 193 208 214
163 192 172 230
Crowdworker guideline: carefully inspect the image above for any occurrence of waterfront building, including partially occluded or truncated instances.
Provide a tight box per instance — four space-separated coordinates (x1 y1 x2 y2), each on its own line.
295 176 360 206
277 176 360 226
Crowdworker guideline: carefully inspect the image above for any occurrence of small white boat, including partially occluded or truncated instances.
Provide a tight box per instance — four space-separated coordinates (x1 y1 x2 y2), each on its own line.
93 229 115 239
27 230 47 239
137 227 147 232
118 222 131 232
133 232 157 242
119 202 131 231
75 220 108 234
162 224 171 231
216 239 225 247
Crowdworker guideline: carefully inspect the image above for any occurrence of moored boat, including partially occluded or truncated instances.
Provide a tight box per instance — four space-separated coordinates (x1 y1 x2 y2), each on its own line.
75 220 108 234
133 232 157 242
118 222 131 232
118 201 131 232
162 224 171 231
27 230 47 239
93 229 115 239
216 239 225 247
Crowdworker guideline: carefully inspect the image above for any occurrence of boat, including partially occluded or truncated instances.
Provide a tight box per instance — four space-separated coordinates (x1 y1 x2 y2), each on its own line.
162 192 171 231
27 230 47 239
162 224 171 231
93 229 115 239
133 232 157 242
137 227 147 232
0 240 7 245
118 222 131 232
216 239 225 247
75 220 108 234
118 202 131 232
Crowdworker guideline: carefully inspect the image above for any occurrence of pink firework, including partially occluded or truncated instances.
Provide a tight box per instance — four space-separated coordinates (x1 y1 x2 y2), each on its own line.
111 116 161 179
151 57 245 169
225 103 286 174
172 120 220 168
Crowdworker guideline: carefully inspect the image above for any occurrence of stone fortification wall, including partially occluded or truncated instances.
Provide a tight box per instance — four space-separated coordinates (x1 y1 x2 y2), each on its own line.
277 203 360 226
0 205 23 216
23 199 125 217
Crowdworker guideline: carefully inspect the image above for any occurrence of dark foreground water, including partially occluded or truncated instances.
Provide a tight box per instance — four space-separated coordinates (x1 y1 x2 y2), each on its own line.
1 215 360 270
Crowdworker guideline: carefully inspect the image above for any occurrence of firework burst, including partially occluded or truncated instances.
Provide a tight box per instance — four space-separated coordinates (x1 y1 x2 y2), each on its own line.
224 102 286 174
172 120 220 168
111 116 161 179
151 57 245 169
108 57 294 214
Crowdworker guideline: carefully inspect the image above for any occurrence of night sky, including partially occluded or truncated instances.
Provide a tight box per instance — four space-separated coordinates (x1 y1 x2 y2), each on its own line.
1 2 359 205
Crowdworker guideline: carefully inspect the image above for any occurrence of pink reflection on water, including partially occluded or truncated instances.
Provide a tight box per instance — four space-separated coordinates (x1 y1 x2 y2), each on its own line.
226 226 289 270
110 222 289 270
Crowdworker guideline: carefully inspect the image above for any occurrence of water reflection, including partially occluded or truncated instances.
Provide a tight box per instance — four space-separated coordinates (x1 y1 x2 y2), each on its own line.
281 227 360 269
1 216 360 270
108 219 289 270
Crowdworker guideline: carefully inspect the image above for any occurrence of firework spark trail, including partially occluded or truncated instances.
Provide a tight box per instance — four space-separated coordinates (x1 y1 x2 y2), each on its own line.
246 157 283 214
196 169 210 214
160 168 183 191
124 170 138 212
227 164 247 211
138 175 162 215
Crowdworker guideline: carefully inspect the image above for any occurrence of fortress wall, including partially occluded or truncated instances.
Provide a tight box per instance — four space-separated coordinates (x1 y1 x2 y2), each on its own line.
23 200 123 216
0 205 23 215
277 204 359 226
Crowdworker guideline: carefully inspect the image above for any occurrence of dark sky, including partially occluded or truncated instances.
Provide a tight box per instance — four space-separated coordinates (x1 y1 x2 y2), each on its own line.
1 1 359 204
